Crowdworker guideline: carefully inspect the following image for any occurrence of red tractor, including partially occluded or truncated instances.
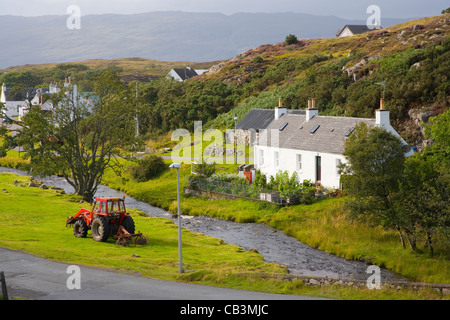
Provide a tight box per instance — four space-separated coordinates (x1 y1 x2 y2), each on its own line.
66 197 147 246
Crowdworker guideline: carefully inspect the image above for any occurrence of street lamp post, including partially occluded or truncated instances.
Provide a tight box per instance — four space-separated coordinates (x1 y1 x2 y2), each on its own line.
169 163 183 274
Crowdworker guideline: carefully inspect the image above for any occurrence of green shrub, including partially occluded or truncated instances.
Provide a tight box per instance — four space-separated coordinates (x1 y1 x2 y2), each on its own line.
253 56 264 63
285 34 298 45
129 155 167 181
194 162 216 177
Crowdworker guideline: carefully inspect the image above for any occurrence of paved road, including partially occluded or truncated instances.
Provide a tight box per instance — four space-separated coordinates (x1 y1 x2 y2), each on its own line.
0 247 320 300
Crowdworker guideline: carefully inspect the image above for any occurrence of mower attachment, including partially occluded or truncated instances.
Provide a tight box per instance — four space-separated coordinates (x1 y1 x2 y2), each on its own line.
115 225 148 246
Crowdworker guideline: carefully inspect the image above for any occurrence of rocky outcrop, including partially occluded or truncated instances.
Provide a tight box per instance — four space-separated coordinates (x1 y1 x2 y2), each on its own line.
342 56 380 81
408 108 436 126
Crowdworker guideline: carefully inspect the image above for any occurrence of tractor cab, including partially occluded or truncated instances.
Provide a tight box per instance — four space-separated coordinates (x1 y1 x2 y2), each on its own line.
92 197 126 215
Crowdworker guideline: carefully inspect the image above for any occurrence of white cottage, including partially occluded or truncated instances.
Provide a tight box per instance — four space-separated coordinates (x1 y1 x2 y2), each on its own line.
167 67 206 82
336 25 380 38
254 99 413 189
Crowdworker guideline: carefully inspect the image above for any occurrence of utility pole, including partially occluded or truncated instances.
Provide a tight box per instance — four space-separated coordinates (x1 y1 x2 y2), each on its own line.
135 82 139 137
169 163 183 274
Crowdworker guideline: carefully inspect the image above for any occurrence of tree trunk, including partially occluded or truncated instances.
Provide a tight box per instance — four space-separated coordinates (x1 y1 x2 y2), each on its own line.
407 234 417 251
396 227 406 249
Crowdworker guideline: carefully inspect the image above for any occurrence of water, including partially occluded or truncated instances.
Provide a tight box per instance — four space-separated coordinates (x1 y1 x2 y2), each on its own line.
0 167 407 282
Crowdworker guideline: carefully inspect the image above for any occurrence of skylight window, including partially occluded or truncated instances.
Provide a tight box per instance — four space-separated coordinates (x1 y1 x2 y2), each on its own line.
345 127 355 137
279 122 288 131
310 125 320 134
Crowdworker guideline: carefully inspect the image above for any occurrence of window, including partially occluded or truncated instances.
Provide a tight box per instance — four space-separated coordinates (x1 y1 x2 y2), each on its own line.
336 159 342 175
310 125 320 134
345 127 354 137
100 201 106 213
296 154 302 171
258 149 264 166
279 122 288 131
274 151 279 168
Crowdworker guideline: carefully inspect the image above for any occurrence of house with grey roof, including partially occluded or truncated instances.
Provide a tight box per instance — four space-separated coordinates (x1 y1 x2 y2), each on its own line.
336 24 380 38
167 67 207 82
254 98 413 189
1 79 96 122
1 83 27 121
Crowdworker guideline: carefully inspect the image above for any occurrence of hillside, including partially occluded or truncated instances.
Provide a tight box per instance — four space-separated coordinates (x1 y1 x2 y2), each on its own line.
0 57 218 89
204 15 449 83
196 14 450 149
0 12 410 69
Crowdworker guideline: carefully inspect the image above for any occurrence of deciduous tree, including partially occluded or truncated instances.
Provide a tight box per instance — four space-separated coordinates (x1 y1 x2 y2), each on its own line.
15 71 136 201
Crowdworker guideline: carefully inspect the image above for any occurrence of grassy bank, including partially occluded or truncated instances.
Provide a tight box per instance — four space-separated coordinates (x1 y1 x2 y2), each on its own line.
102 162 450 285
1 172 447 300
0 173 285 284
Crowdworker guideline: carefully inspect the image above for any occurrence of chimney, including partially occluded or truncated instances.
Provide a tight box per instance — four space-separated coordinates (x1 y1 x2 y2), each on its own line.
274 98 287 120
376 98 390 128
306 98 318 121
38 88 43 105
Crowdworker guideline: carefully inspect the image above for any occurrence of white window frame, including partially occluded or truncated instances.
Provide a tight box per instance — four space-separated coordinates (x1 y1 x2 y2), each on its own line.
336 158 342 176
258 149 265 166
274 151 279 168
296 154 302 171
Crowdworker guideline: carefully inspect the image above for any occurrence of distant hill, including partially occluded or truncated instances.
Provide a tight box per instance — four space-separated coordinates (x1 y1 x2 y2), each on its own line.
0 11 411 69
0 57 219 87
199 14 450 149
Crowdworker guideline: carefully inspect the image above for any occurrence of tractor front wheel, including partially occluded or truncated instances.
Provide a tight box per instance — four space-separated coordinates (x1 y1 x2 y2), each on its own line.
91 216 110 242
73 220 88 238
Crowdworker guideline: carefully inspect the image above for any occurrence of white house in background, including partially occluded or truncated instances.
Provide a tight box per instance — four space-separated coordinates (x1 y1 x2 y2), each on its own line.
336 24 380 38
1 83 28 121
167 67 207 82
18 78 95 120
254 98 413 189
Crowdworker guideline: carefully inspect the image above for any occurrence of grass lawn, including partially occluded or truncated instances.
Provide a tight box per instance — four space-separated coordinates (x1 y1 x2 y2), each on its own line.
0 173 286 281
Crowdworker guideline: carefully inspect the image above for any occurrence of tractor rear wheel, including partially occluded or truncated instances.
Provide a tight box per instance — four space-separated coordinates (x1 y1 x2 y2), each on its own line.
91 216 110 242
73 220 88 238
121 215 135 234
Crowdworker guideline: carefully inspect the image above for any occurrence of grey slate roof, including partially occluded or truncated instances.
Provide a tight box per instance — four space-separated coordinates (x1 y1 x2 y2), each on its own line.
336 25 373 37
172 68 198 80
237 108 306 132
236 109 274 131
2 101 27 118
257 113 376 155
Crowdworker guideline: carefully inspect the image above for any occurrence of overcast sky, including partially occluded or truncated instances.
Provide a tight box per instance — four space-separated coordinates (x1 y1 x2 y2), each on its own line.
0 0 448 19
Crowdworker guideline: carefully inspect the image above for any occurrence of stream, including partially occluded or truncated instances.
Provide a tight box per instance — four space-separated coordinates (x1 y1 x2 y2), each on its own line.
0 167 407 282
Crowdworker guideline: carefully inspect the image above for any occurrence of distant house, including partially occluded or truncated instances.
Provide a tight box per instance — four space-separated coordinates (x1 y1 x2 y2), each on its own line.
1 78 95 122
232 99 306 146
1 83 28 121
254 98 413 189
336 24 380 38
167 67 207 82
